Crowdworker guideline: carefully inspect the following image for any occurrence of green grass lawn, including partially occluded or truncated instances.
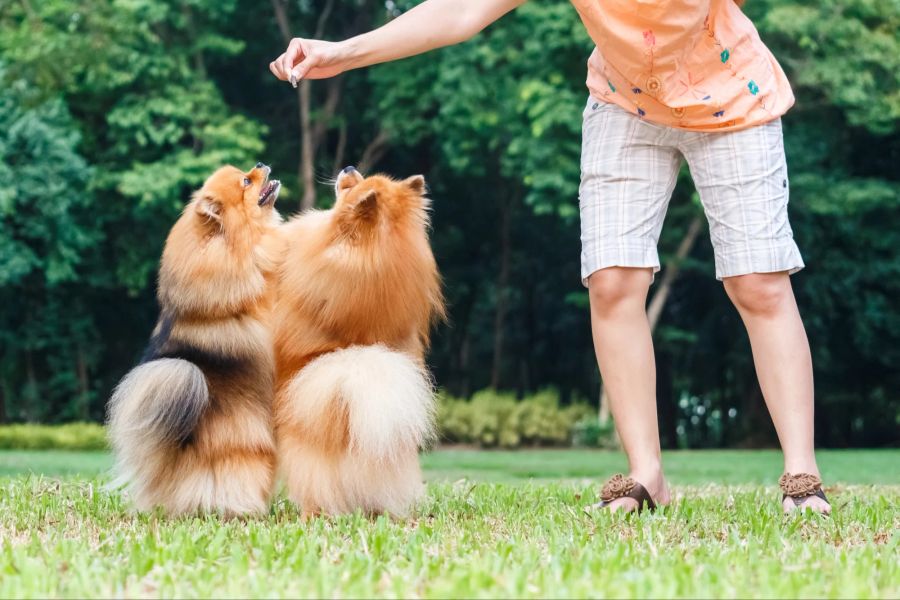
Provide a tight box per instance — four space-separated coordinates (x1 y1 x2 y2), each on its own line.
1 449 898 598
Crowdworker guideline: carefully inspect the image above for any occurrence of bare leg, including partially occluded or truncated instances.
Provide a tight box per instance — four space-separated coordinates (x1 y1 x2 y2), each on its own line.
723 272 829 513
588 267 670 511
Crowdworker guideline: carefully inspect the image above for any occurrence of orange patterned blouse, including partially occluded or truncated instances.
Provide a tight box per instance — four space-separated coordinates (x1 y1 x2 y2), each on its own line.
569 0 794 131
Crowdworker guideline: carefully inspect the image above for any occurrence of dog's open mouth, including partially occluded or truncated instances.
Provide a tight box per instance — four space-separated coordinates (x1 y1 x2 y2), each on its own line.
259 179 281 206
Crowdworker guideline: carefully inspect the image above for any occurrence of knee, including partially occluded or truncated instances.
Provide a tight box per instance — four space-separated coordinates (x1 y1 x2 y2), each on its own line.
724 272 793 316
588 267 652 317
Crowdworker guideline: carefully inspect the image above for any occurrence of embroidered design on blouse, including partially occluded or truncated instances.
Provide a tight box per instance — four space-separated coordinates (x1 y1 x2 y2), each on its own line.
703 12 771 116
643 29 656 71
674 71 709 100
581 5 784 127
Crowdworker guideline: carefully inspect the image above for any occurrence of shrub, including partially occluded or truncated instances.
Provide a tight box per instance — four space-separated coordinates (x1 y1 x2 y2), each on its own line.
437 388 594 448
0 391 601 452
0 422 108 450
436 392 476 444
571 416 618 449
470 390 520 448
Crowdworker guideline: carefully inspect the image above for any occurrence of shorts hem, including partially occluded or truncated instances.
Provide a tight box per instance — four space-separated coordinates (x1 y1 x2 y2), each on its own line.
581 247 661 287
713 241 805 281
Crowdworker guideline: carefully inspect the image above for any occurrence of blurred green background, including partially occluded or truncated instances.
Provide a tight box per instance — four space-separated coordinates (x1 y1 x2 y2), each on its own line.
0 0 897 449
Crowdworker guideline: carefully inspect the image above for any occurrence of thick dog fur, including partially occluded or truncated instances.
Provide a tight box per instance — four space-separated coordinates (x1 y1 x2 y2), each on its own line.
273 169 444 516
108 164 283 517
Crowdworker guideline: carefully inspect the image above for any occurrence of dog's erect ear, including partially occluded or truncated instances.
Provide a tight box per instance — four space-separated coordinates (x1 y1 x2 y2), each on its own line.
352 189 378 221
336 168 364 196
403 175 426 194
195 195 223 225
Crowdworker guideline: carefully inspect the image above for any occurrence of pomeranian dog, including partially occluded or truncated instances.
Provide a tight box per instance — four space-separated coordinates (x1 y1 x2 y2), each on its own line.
107 163 282 517
273 166 444 516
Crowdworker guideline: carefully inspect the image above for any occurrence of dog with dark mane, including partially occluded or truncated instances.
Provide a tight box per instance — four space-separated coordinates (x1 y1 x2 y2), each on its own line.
107 163 283 517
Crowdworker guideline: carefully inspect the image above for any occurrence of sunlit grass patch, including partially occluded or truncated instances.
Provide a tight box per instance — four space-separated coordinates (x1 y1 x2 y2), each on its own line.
1 472 897 598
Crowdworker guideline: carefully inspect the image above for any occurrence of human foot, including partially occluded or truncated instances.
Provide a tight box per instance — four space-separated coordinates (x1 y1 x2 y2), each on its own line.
780 472 831 515
588 471 670 514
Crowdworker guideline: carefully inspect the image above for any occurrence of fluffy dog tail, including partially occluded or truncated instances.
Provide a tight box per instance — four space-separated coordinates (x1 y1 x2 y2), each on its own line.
107 358 209 494
283 345 436 464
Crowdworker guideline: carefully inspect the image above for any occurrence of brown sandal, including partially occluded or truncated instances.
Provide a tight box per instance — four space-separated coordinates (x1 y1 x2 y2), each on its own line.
590 473 657 513
780 472 830 511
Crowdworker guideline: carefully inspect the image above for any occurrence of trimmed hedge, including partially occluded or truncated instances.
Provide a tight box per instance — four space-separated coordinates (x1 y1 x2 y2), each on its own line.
437 389 594 448
0 422 108 450
0 390 607 451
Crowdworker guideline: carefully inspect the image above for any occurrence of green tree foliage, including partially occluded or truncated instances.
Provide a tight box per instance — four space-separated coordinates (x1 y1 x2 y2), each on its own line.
0 0 896 446
0 77 98 422
0 0 265 420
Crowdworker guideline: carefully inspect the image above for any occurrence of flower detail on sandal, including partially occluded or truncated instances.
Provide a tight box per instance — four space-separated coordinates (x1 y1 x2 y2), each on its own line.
600 474 636 502
779 472 822 497
779 472 830 513
588 474 658 513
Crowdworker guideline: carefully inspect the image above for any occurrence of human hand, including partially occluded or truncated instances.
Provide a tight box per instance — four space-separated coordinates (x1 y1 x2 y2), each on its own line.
269 38 349 86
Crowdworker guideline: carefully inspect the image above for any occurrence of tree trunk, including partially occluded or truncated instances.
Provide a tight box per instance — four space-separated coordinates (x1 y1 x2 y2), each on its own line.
299 81 316 209
271 0 338 210
452 288 478 398
646 216 703 330
597 215 704 434
522 279 536 396
76 345 90 420
0 378 7 424
490 197 512 389
25 350 37 422
739 382 776 447
598 388 612 423
459 331 471 398
331 122 348 174
357 130 390 173
656 353 678 448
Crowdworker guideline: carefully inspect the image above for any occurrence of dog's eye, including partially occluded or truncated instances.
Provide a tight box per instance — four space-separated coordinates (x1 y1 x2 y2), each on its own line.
243 177 251 187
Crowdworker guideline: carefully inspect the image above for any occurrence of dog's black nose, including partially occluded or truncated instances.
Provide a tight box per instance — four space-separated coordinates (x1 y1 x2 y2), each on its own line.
341 165 357 174
256 162 266 169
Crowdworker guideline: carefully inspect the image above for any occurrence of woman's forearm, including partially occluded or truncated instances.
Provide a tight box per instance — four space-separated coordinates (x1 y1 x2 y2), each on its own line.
270 0 525 82
341 0 525 70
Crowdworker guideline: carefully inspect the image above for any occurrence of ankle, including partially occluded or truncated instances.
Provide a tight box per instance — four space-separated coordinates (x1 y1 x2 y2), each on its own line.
628 465 666 491
783 457 821 478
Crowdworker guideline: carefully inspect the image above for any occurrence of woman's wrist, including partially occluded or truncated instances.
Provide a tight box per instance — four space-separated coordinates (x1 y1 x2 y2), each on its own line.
337 37 366 72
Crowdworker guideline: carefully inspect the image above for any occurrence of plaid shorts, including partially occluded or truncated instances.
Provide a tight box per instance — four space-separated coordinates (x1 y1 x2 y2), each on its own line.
579 97 804 285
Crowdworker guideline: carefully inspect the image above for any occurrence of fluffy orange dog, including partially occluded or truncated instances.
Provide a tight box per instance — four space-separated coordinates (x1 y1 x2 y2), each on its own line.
273 167 444 516
107 163 282 517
